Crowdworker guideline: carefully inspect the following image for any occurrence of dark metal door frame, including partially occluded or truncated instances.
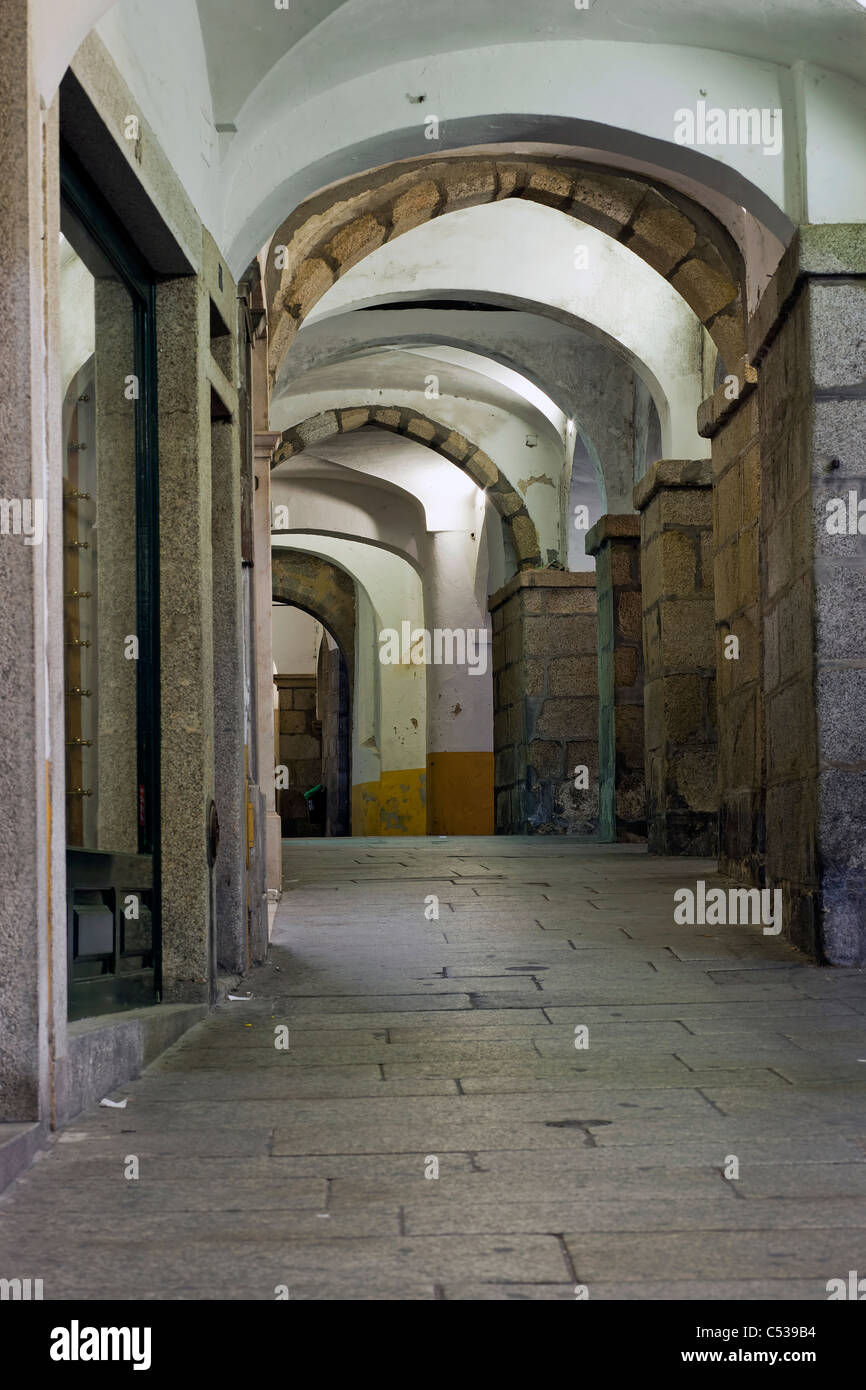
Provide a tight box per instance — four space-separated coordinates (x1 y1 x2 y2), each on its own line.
61 145 162 1019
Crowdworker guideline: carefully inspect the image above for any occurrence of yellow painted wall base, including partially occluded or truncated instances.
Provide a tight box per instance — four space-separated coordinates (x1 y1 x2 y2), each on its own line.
351 756 493 835
351 768 427 835
427 751 494 835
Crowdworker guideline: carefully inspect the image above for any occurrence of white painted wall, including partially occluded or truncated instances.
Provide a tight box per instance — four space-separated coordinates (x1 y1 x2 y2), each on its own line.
59 238 95 399
36 5 866 276
403 345 568 440
226 39 801 268
425 529 493 755
798 64 866 225
271 466 428 567
354 584 381 790
94 0 222 240
271 605 321 674
272 429 491 553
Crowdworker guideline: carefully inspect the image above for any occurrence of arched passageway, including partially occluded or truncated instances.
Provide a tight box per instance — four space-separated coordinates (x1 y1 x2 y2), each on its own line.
271 603 352 839
274 404 542 567
271 553 355 838
5 0 866 1314
264 154 748 383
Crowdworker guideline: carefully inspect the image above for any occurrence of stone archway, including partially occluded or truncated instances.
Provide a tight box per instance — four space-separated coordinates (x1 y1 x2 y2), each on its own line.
272 551 356 838
272 550 356 693
263 151 866 963
266 155 746 391
263 155 744 841
273 404 542 568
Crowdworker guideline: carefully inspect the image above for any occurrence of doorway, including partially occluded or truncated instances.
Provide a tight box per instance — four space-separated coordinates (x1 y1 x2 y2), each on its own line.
273 604 351 837
60 149 161 1020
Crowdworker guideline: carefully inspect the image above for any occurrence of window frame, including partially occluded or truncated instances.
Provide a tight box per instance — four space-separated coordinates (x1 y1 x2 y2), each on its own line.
60 144 162 1012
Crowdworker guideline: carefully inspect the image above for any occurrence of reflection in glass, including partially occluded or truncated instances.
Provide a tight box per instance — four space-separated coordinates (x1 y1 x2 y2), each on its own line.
60 226 139 854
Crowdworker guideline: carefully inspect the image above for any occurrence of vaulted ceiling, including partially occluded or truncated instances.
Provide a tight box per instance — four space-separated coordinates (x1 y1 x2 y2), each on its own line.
192 0 866 125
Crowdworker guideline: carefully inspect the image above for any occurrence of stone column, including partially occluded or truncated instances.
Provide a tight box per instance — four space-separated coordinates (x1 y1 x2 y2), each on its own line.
700 387 763 885
211 416 246 974
633 460 718 855
489 571 598 834
254 436 282 893
0 3 65 1142
698 226 866 964
253 318 282 896
778 251 866 964
585 514 645 842
156 272 216 1002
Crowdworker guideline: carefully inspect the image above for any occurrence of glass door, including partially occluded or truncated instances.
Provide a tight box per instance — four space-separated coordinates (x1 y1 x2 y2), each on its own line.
60 149 160 1019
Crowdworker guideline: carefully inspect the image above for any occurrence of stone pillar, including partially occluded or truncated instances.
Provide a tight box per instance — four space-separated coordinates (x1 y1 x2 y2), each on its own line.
211 416 246 973
703 389 763 884
779 252 866 964
0 3 65 1136
585 514 645 842
254 432 282 896
633 460 718 855
700 230 866 967
253 305 282 896
489 571 598 834
699 227 866 963
205 238 250 976
156 272 216 1002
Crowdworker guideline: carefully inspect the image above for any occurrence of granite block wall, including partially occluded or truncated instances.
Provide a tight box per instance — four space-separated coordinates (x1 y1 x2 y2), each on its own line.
634 460 718 855
489 571 598 834
586 515 645 842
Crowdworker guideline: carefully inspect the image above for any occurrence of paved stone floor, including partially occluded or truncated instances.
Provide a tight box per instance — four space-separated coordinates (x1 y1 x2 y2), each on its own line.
3 837 866 1300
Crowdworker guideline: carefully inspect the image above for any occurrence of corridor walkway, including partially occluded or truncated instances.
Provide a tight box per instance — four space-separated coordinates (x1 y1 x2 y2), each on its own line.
3 838 866 1300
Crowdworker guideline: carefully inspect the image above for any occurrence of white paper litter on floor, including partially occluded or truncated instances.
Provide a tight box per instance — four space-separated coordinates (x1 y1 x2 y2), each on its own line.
99 1097 128 1108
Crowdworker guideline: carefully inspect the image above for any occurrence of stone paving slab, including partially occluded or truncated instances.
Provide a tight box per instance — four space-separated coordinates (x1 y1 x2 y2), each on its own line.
405 1196 866 1235
439 1282 575 1300
458 1067 787 1093
263 1116 767 1156
132 1072 462 1099
256 1007 551 1031
473 1136 866 1169
241 976 545 996
3 1205 398 1239
0 1233 571 1295
257 1086 718 1125
562 1229 866 1282
562 1280 829 1301
1 1177 330 1212
2 837 866 1301
542 1001 861 1024
738 1163 866 1197
244 993 477 1012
